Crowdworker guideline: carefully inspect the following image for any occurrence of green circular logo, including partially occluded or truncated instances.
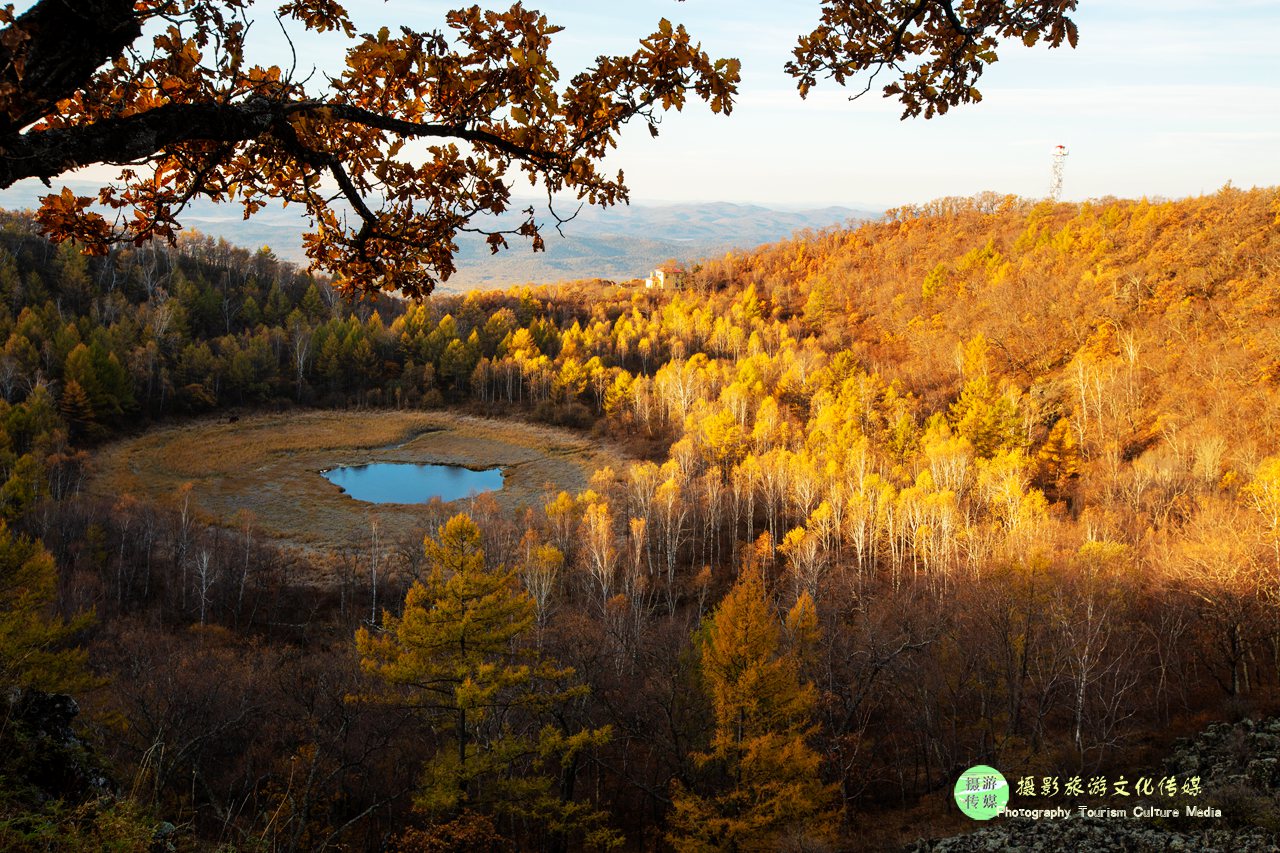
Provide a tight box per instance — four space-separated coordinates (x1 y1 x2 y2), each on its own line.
954 765 1008 820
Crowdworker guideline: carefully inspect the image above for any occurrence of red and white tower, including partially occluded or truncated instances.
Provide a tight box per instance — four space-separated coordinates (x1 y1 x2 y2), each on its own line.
1049 144 1069 201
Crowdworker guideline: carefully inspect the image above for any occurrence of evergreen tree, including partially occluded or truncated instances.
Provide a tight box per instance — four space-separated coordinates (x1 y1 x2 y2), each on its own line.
300 283 327 322
57 378 95 439
441 337 479 394
1038 416 1081 493
0 521 93 693
1 453 44 522
356 514 618 847
949 373 1019 458
263 282 292 327
668 566 838 852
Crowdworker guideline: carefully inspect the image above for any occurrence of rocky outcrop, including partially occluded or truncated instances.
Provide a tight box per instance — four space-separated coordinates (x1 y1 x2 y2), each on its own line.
1164 718 1280 796
908 816 1278 852
907 717 1280 852
1 687 112 803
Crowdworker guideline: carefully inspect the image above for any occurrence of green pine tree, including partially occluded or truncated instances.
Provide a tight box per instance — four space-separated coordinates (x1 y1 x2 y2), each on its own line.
0 521 94 694
950 373 1019 458
356 514 619 848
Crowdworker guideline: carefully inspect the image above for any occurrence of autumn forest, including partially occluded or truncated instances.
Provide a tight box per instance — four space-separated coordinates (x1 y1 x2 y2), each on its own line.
0 184 1276 850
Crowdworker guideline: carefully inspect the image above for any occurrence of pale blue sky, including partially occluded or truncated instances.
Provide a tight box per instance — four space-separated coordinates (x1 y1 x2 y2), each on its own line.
263 0 1280 207
13 1 1280 208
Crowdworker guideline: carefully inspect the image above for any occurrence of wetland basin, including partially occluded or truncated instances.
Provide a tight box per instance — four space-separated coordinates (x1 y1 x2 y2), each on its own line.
323 462 504 504
89 410 626 556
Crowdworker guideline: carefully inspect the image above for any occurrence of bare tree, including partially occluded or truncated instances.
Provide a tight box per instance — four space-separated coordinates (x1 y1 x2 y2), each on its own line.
196 548 216 625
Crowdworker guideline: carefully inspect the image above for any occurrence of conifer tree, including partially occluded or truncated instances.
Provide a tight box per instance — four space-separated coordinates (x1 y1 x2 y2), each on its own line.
668 566 838 852
950 373 1019 458
357 514 534 808
1038 417 1082 493
58 378 96 439
0 521 93 694
356 514 618 847
785 591 820 671
300 284 327 323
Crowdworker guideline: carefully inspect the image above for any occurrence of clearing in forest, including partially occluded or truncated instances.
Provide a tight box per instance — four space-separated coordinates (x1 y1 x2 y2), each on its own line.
89 410 624 558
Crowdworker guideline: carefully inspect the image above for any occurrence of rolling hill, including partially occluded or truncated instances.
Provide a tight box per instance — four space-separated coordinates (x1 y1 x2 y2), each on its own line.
0 179 876 289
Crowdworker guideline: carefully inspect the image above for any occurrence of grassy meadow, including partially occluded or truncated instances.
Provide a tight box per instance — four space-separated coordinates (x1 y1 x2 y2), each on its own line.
88 410 626 562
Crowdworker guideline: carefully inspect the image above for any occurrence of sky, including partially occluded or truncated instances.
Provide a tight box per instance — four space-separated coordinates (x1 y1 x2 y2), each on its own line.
299 0 1280 208
9 0 1280 210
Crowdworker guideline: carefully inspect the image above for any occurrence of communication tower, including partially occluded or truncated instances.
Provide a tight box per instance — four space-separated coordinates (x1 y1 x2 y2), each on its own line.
1049 144 1069 201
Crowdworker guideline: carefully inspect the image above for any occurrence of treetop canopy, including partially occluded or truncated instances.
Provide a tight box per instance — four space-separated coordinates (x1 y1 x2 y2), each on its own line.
0 1 1076 298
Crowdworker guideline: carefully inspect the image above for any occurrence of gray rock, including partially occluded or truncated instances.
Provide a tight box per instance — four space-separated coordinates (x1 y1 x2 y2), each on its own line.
907 717 1280 852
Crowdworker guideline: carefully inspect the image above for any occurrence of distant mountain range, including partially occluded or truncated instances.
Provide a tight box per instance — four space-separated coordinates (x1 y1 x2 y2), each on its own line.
0 179 879 290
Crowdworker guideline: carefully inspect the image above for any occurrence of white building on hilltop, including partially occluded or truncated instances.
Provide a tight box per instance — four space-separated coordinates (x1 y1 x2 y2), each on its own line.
643 264 685 290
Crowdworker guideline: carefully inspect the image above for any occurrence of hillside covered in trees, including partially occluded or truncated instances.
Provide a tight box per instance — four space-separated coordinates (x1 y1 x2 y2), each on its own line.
1 185 1279 850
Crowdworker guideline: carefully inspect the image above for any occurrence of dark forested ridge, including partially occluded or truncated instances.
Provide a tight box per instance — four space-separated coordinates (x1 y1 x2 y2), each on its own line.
2 186 1279 850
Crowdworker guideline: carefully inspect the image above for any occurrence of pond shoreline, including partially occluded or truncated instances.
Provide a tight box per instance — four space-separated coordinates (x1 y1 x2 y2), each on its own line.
87 409 629 560
322 461 506 505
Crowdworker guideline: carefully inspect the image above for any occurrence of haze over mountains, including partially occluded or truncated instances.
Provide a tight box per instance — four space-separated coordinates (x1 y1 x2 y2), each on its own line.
0 180 877 290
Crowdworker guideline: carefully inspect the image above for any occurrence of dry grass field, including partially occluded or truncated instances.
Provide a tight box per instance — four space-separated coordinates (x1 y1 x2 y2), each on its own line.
88 410 627 556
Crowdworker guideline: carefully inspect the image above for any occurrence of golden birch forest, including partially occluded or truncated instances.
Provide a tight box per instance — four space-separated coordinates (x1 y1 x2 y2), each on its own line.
1 185 1279 849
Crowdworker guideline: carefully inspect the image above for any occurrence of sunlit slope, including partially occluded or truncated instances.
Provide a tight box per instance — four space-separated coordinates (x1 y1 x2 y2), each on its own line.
697 188 1280 462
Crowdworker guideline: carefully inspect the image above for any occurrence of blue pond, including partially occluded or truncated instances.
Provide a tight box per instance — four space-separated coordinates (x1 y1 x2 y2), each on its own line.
322 462 504 504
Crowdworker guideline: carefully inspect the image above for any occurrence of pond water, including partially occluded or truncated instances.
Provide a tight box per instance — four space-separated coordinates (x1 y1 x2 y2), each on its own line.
322 462 504 504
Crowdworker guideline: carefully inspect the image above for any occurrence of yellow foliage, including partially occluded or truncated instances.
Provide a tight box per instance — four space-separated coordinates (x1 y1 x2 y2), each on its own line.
0 522 95 694
668 566 839 851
